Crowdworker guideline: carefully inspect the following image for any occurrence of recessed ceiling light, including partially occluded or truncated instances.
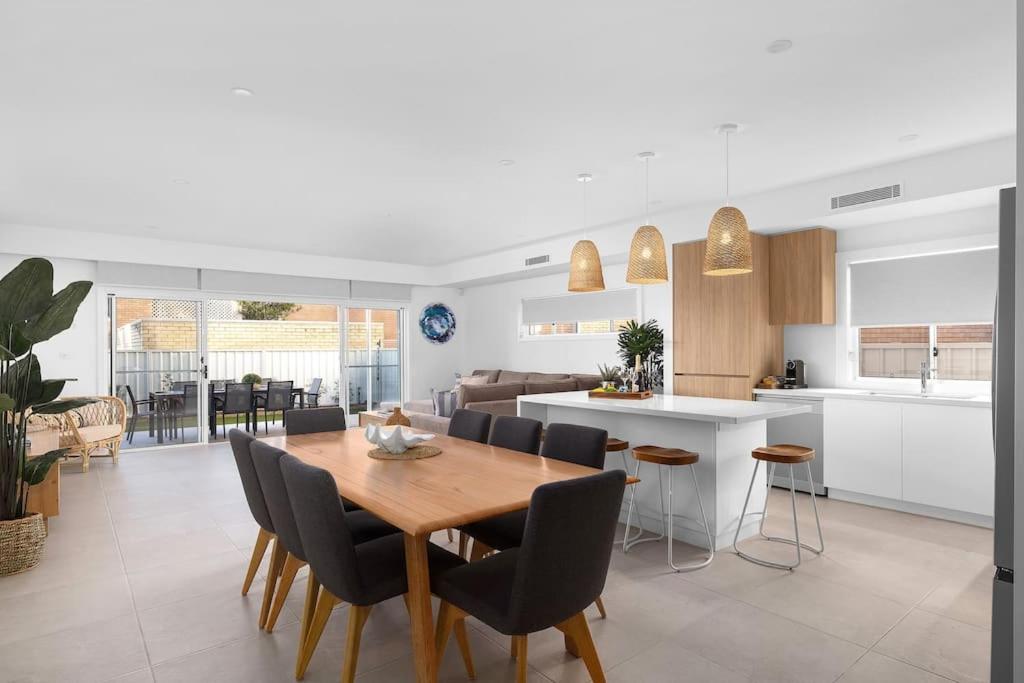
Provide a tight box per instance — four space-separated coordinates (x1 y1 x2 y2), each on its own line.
766 39 793 54
898 133 920 143
231 87 254 97
498 159 515 166
171 178 190 185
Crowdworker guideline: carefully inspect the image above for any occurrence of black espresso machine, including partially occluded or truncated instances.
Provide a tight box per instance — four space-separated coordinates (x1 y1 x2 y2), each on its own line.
782 359 807 388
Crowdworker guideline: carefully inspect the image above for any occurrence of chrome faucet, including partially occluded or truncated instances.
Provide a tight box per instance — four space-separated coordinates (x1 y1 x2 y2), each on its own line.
920 361 935 395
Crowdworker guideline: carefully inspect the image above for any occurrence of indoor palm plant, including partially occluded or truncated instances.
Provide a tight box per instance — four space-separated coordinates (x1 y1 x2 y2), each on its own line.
0 258 92 575
617 319 665 391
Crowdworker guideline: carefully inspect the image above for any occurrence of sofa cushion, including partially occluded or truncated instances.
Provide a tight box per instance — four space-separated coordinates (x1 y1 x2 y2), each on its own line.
524 379 578 395
571 374 603 391
463 399 518 417
458 382 525 409
457 375 490 387
472 370 501 384
496 370 529 384
408 412 451 435
525 372 570 381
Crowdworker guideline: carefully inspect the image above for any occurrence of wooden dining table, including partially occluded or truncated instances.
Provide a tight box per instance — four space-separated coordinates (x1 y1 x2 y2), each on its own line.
261 427 636 683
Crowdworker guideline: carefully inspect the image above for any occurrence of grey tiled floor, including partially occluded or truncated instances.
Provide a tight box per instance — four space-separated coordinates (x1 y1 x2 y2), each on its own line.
0 443 993 682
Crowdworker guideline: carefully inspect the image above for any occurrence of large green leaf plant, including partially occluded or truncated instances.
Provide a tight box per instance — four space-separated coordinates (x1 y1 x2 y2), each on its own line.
0 258 93 521
617 319 665 389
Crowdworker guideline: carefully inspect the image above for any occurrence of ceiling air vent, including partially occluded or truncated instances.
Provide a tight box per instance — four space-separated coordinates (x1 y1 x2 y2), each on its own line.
830 183 902 210
524 254 550 267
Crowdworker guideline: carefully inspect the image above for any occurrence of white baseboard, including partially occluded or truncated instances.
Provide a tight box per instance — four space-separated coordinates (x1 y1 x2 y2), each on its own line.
828 488 994 529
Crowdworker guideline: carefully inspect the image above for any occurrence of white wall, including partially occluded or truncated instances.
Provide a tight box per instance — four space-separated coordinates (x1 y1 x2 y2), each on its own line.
407 286 466 398
785 205 999 387
459 263 672 381
0 254 101 395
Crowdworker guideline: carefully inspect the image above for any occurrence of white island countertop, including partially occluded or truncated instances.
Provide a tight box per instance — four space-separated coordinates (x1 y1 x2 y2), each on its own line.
518 391 810 424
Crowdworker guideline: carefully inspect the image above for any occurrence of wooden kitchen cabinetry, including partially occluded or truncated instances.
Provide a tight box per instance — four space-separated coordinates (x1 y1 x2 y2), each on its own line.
768 227 837 325
672 233 782 400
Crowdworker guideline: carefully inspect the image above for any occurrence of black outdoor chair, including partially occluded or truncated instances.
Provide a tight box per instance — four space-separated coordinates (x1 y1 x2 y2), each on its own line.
279 454 468 683
306 377 323 408
250 441 399 679
171 383 198 440
447 409 491 444
285 407 347 436
120 384 158 444
227 429 276 627
488 416 543 455
255 380 293 434
435 470 626 683
220 382 254 438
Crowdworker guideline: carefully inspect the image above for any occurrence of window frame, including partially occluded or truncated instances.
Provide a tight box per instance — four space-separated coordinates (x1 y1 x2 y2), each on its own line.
854 322 993 386
518 289 641 342
835 233 997 394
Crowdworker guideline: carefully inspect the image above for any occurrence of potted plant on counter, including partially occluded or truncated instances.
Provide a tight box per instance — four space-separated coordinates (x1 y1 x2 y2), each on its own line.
596 364 621 392
0 258 92 576
617 320 665 392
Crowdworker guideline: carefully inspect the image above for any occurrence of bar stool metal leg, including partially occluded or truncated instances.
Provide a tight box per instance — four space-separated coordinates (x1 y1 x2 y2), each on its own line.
623 461 666 552
667 464 714 572
618 450 645 547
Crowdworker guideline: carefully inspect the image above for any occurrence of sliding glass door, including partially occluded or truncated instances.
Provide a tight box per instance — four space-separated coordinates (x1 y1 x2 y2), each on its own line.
344 308 402 423
108 295 205 449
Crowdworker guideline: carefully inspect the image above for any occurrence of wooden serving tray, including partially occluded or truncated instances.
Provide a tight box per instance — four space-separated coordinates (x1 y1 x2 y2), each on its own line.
588 390 653 400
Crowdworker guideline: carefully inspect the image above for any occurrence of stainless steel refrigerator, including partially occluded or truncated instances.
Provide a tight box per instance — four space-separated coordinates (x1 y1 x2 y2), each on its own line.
992 186 1015 682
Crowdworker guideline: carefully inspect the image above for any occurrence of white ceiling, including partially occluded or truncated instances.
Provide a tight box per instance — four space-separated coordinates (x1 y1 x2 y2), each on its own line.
0 1 1015 265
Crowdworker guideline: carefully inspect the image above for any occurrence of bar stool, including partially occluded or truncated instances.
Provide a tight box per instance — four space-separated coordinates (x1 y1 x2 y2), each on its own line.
733 444 824 570
622 445 714 572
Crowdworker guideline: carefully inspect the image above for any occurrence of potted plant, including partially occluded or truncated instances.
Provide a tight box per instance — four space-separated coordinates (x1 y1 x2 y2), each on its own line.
617 320 665 391
0 258 92 576
241 372 262 386
596 364 621 391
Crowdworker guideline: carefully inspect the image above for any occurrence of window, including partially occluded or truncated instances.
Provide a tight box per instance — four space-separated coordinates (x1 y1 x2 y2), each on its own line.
523 319 633 338
520 289 638 340
857 323 992 381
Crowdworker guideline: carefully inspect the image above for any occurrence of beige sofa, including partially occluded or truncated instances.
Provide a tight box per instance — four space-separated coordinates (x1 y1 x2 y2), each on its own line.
404 369 602 434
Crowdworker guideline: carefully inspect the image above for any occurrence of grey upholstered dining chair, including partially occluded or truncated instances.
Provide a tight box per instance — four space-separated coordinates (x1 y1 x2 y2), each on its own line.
541 423 608 468
447 408 492 443
227 429 276 624
435 469 626 683
250 441 398 677
285 407 347 435
279 453 469 683
489 415 543 455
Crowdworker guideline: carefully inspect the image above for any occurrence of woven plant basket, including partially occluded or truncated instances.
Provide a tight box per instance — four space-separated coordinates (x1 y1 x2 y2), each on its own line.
0 513 47 576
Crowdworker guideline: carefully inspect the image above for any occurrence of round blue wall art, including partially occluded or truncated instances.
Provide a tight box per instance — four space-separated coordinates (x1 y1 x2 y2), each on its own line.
419 303 456 344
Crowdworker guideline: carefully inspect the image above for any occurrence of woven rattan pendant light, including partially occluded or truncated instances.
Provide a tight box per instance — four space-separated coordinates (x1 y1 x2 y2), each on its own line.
704 124 753 276
626 152 669 284
568 173 605 292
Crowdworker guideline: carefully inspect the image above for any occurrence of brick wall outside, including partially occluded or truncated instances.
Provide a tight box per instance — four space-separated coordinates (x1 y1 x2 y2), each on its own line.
117 319 403 351
116 299 154 326
859 326 929 344
937 324 993 344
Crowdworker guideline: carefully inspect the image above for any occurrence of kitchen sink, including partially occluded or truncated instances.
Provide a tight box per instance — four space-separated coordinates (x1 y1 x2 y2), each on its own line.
864 391 980 400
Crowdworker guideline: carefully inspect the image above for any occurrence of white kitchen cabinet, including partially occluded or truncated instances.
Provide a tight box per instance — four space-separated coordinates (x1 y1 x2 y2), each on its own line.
902 404 994 516
823 398 902 499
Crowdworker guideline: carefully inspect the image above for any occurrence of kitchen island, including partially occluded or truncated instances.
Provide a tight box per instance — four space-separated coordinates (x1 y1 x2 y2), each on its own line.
518 391 811 550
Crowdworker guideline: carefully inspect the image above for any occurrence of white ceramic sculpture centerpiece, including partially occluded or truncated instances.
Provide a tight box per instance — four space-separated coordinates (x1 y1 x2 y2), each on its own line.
364 424 435 454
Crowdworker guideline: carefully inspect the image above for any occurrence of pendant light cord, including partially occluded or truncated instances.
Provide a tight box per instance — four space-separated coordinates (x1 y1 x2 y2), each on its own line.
725 130 731 207
582 177 587 238
644 156 650 225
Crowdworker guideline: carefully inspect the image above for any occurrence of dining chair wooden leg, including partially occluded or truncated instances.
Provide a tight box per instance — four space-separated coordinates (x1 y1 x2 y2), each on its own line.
266 553 305 632
296 588 339 680
593 596 607 619
556 613 605 683
242 528 273 595
446 528 454 543
259 537 288 629
458 532 469 559
300 571 320 642
513 635 528 683
435 602 475 679
341 604 373 683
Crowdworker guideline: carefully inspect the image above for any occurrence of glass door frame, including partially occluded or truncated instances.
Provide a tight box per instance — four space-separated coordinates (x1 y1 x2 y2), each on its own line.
106 288 209 450
340 304 408 426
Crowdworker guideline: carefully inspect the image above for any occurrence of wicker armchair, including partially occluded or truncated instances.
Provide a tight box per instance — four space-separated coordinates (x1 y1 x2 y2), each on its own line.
28 396 127 472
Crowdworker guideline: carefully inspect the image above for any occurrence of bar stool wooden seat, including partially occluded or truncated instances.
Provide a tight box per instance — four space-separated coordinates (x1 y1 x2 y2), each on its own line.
622 445 714 572
734 444 824 571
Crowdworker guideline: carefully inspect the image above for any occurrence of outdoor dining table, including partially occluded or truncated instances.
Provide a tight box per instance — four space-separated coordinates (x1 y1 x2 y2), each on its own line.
260 427 638 683
149 385 307 443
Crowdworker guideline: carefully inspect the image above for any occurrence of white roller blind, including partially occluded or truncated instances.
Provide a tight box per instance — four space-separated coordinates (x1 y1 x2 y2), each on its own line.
199 269 351 299
850 248 998 326
96 262 200 289
350 280 412 302
521 289 638 325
